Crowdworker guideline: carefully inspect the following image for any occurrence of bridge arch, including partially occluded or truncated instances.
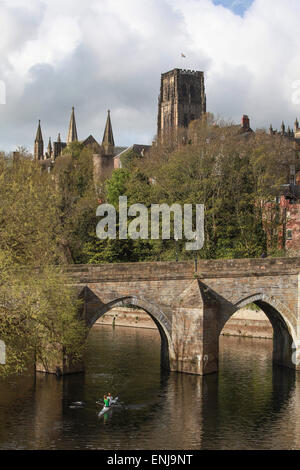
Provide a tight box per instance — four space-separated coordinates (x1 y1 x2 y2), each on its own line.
220 293 297 369
85 293 174 371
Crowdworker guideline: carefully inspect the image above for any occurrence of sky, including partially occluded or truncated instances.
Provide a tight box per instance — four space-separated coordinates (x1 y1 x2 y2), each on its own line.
0 0 299 152
213 0 254 16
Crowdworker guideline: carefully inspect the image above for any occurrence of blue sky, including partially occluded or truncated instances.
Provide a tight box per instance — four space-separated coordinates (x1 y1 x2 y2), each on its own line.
212 0 254 16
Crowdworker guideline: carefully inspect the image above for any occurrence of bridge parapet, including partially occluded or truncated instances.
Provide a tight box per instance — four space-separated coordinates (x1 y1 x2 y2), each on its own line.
64 257 300 283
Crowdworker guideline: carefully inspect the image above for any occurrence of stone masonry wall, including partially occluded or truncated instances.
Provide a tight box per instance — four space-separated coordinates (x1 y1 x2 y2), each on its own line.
96 307 273 339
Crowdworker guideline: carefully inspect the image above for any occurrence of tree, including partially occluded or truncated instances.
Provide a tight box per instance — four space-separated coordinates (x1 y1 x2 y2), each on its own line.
0 157 86 376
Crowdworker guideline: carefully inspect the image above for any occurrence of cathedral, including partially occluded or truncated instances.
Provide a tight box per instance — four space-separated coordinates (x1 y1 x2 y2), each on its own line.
32 67 300 253
33 67 208 178
33 106 126 181
157 68 206 140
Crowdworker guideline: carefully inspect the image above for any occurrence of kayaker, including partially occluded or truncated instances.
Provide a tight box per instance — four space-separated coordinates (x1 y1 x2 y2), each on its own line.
107 393 113 406
103 395 109 407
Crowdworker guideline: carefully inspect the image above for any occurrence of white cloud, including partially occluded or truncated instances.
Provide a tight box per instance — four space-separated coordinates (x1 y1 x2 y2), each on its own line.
0 0 299 151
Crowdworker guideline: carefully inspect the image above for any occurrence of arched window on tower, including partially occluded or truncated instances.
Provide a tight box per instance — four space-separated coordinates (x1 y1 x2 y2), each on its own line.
181 84 187 98
190 85 195 100
164 113 171 128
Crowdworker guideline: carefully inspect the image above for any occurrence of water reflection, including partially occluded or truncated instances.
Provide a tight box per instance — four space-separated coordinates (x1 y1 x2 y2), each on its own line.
0 326 299 449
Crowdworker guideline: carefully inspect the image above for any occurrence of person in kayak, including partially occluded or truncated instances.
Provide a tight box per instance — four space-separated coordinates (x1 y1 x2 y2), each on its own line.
107 393 113 406
103 395 110 408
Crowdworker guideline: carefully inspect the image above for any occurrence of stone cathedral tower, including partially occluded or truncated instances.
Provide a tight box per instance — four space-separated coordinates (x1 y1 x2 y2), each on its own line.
157 68 206 140
34 120 44 160
67 106 78 144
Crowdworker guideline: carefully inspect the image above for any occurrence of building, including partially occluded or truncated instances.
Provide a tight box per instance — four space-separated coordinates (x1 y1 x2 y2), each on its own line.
266 117 300 254
113 144 151 169
33 108 122 181
34 120 44 161
157 68 206 141
33 67 208 176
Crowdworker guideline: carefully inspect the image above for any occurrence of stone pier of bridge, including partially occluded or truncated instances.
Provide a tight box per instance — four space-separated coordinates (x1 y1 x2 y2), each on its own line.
40 258 300 376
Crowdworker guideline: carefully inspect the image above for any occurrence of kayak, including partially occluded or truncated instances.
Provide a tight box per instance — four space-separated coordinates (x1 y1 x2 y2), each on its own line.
69 401 85 409
98 397 118 417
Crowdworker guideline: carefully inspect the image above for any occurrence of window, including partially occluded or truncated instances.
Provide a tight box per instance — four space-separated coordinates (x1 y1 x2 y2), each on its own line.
190 85 195 99
290 175 295 185
286 229 293 240
181 84 187 97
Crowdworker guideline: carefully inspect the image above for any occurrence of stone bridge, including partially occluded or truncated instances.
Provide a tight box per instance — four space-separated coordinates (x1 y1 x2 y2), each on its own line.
59 257 300 376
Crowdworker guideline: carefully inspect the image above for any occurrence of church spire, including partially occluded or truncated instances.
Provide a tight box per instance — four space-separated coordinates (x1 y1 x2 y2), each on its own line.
35 119 43 142
67 107 78 144
34 120 44 160
47 137 52 159
102 110 115 156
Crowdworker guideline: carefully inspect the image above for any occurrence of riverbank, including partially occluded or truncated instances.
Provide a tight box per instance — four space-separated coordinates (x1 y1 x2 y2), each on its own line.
96 307 273 339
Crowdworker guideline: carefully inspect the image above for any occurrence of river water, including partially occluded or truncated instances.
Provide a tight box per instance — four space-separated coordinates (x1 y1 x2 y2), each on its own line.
0 324 299 450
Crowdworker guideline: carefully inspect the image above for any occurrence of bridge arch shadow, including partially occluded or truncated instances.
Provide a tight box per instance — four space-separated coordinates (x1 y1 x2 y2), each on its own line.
82 288 173 371
219 293 297 369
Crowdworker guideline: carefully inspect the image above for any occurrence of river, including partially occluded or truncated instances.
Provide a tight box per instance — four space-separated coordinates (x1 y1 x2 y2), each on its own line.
0 324 299 450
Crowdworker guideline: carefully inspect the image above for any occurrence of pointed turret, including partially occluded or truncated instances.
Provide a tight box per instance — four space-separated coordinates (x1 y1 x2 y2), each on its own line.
34 120 44 160
281 121 285 136
295 118 299 133
35 120 43 142
269 124 273 135
47 137 52 159
102 110 115 156
67 107 78 145
53 132 66 159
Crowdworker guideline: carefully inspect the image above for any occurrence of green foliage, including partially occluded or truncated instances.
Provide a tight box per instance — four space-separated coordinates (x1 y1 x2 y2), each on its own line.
105 169 130 207
83 120 294 263
62 141 84 159
0 157 64 265
0 259 86 376
0 157 86 376
120 148 142 170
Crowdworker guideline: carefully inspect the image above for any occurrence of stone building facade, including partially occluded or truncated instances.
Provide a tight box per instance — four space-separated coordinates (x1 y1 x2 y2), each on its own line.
157 68 206 141
33 108 117 181
267 117 300 254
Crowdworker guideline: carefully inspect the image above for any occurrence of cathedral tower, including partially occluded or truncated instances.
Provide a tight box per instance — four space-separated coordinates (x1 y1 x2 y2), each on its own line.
157 68 206 140
93 110 115 185
102 109 115 156
46 137 52 159
34 120 44 160
67 107 78 144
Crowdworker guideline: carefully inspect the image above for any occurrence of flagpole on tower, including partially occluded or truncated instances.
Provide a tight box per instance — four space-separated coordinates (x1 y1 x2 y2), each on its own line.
181 52 186 69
